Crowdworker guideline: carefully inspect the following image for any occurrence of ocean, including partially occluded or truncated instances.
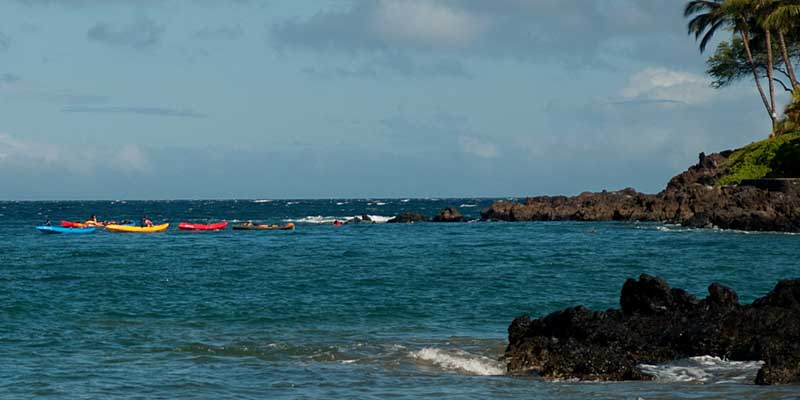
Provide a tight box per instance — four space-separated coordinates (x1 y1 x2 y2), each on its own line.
1 199 798 399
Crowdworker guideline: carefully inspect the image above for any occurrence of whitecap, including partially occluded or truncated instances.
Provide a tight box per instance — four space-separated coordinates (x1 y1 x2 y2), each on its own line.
410 347 505 376
460 204 477 208
401 199 410 203
365 215 393 223
639 356 763 384
253 199 272 203
287 216 339 224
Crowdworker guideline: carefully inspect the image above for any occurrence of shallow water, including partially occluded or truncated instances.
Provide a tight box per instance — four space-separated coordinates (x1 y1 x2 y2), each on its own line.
1 199 798 399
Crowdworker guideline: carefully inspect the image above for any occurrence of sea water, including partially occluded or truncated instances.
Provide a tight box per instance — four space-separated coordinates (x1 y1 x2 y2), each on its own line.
0 199 798 399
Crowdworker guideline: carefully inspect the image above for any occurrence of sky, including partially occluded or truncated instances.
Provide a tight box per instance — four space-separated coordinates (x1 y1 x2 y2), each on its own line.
0 0 785 200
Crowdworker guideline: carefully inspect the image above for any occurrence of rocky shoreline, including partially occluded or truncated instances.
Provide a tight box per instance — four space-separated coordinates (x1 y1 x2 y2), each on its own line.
505 275 800 385
478 151 800 232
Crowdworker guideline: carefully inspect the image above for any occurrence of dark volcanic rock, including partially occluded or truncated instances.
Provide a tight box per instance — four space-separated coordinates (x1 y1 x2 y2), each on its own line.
432 207 467 222
387 212 427 223
506 275 800 384
480 151 800 232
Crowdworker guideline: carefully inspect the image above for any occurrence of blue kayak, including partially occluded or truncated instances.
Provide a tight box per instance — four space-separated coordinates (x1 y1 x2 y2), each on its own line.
36 226 96 234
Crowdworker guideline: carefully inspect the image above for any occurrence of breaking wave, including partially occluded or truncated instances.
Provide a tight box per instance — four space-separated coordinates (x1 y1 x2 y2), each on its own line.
409 347 505 376
287 215 395 224
639 356 763 384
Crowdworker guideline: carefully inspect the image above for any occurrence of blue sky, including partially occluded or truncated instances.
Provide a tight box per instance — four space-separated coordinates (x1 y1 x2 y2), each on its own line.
0 0 781 200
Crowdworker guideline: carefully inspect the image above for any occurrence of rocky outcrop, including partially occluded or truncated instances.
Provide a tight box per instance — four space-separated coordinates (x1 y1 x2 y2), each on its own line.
481 151 800 232
387 212 427 224
348 215 373 224
431 207 467 222
506 275 800 385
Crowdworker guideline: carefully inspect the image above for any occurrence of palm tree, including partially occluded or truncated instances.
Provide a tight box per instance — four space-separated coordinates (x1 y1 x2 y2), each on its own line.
765 0 800 90
725 0 780 132
685 0 728 52
686 0 777 131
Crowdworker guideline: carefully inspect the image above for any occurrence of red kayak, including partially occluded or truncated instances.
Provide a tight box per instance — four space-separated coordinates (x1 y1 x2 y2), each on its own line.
178 221 228 231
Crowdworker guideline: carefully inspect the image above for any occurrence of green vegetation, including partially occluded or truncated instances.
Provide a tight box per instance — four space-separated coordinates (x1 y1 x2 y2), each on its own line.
718 130 800 185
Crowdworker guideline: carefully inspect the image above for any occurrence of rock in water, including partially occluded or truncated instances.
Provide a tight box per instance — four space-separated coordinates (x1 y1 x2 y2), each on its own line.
432 207 467 222
480 151 800 232
387 212 427 223
505 275 800 385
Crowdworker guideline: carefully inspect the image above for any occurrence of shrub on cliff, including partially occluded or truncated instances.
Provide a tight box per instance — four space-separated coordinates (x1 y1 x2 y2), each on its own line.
718 131 800 185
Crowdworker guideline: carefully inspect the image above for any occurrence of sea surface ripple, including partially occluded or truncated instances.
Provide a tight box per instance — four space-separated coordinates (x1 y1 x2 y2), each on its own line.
0 199 798 399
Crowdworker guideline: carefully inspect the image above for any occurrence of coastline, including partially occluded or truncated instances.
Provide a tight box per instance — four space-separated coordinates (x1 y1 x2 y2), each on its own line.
479 150 800 233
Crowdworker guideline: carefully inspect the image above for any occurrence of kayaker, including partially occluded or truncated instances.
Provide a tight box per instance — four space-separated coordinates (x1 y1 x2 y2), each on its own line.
141 215 154 227
85 214 98 225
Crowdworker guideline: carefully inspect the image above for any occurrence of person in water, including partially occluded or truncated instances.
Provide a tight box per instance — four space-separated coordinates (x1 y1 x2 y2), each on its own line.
141 215 154 227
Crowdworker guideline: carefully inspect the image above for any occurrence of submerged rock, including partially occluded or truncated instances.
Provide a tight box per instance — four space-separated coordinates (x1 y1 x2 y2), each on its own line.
431 207 467 222
505 275 800 385
387 212 427 223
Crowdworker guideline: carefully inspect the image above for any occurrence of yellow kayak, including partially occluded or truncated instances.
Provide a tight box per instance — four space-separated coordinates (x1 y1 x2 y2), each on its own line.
105 223 170 233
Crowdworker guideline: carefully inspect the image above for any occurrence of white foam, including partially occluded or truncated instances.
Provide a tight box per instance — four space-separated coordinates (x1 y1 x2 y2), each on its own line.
287 215 340 224
375 202 386 206
410 347 505 376
639 356 763 384
287 215 395 224
401 199 410 203
460 204 477 208
365 215 393 223
253 199 272 203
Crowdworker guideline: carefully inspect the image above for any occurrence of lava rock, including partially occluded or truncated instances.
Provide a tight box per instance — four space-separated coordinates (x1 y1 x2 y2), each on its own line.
431 207 467 222
387 212 427 223
506 275 800 385
480 151 800 232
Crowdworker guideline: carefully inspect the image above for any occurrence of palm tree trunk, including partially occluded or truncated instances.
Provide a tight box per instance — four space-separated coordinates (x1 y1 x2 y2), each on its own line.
765 29 778 135
740 29 776 131
777 31 798 90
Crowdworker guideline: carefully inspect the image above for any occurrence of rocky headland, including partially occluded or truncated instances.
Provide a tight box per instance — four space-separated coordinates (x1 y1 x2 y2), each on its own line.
480 150 800 232
506 275 800 385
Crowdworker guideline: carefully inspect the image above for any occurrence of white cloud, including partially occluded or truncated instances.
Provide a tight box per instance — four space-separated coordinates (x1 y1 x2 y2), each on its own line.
621 67 715 105
459 135 498 158
113 144 151 173
0 132 60 163
369 0 489 48
0 133 151 174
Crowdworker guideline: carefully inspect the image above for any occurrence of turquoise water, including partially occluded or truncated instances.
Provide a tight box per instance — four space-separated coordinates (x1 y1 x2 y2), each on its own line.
1 199 798 399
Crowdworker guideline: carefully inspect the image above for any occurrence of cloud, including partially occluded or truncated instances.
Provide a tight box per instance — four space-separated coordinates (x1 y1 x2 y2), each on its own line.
369 0 489 48
272 0 487 52
459 135 498 158
620 67 715 105
112 144 152 173
0 132 153 175
62 106 206 118
271 0 696 68
87 18 164 49
0 132 60 164
193 25 243 40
